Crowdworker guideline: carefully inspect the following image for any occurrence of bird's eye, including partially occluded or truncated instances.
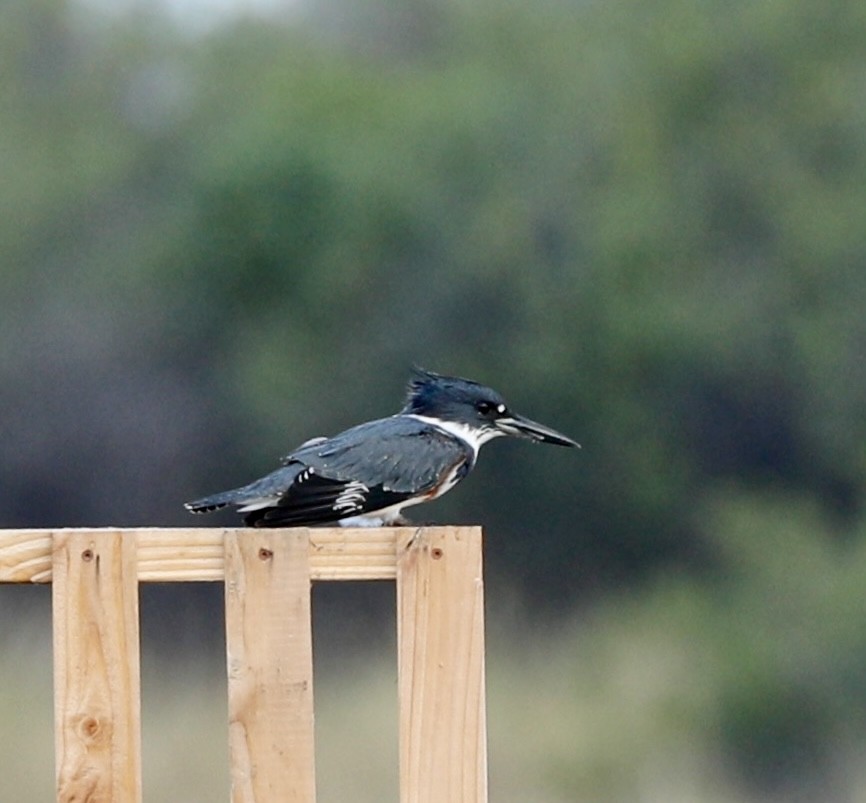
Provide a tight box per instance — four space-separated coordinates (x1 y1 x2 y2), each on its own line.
477 400 506 417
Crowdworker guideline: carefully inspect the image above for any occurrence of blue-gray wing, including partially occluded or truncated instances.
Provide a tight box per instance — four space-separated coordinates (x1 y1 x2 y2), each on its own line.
287 416 475 493
241 418 474 526
186 416 474 527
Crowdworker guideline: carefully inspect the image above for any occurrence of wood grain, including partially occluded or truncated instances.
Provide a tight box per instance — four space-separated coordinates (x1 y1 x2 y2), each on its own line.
224 529 316 803
52 530 142 803
396 526 488 803
0 528 402 583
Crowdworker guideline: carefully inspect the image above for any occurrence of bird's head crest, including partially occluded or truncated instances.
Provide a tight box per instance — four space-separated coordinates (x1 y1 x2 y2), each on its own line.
402 367 503 415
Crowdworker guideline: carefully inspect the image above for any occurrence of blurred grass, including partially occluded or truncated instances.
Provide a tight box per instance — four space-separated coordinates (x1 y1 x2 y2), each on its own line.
0 622 53 803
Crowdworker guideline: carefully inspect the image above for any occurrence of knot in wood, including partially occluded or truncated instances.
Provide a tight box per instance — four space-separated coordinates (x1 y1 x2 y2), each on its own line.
75 714 107 745
258 548 274 561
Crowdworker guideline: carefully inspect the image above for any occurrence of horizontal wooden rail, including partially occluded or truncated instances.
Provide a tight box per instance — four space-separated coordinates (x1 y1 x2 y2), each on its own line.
0 527 405 583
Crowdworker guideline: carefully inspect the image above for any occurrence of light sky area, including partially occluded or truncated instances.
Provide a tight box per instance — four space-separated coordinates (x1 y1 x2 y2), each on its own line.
74 0 299 33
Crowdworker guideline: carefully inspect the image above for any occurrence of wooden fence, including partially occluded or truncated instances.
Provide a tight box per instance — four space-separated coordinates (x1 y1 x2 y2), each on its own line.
0 526 487 802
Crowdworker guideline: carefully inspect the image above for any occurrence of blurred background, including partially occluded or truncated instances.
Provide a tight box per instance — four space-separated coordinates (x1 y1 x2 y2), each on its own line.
2 0 866 799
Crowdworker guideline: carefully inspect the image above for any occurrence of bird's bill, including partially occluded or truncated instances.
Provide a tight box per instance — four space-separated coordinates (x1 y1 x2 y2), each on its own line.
495 413 580 447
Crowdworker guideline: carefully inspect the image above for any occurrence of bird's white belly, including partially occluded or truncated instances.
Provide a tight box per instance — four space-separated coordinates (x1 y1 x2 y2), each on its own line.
337 493 436 527
338 507 404 527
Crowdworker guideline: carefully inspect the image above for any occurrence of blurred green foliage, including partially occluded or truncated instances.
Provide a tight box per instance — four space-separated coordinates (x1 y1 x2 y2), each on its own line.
2 0 866 797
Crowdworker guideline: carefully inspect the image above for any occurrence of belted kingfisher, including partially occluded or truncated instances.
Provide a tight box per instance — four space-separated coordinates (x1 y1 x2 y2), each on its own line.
185 368 578 527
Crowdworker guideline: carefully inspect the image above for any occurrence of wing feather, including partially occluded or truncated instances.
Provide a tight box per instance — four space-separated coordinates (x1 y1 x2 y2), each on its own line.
287 417 474 492
243 474 409 527
193 416 475 527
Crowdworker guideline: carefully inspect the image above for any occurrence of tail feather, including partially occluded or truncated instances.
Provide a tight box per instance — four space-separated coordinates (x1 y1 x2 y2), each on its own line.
186 464 304 517
184 494 233 514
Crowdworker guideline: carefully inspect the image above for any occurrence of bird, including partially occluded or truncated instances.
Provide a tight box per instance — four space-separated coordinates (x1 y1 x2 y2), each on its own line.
185 368 578 527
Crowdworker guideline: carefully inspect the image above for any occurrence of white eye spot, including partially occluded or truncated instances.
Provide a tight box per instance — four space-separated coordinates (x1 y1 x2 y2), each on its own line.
497 403 506 414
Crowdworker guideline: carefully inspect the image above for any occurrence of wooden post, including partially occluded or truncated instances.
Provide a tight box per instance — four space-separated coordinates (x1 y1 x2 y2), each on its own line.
396 526 488 803
52 530 142 803
224 529 316 803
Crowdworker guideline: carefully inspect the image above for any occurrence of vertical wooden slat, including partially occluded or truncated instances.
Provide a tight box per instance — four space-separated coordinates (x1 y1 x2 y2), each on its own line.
224 529 316 803
52 530 142 803
396 526 488 803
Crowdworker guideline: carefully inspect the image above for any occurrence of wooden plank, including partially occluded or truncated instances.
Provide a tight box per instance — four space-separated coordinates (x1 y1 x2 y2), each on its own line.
0 529 53 582
53 530 142 803
396 526 488 803
0 528 401 583
224 529 316 803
